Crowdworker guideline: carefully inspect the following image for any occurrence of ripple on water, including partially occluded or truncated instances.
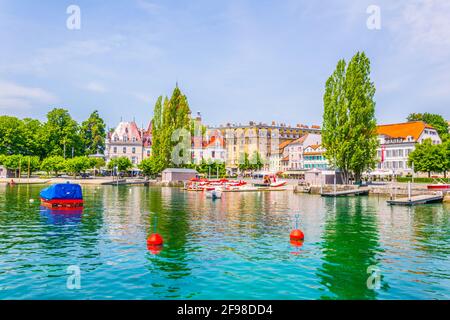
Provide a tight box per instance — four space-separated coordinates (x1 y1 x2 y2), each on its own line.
0 185 449 299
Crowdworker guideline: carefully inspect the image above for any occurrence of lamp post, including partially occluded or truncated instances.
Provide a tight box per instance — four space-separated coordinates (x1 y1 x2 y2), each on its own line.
115 165 119 187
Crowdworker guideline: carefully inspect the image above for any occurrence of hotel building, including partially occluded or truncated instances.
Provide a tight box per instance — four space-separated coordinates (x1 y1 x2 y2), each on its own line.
376 121 442 174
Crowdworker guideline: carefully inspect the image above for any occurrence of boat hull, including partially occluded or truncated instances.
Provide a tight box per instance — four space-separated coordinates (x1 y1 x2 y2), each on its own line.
40 198 84 210
427 185 450 191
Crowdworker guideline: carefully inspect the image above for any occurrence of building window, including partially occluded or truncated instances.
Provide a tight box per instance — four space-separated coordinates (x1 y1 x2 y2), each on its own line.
212 151 215 158
123 147 126 153
113 147 117 153
132 147 136 154
147 150 151 157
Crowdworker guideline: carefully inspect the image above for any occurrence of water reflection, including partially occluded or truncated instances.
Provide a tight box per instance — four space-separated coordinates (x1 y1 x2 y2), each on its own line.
39 207 83 225
317 197 385 299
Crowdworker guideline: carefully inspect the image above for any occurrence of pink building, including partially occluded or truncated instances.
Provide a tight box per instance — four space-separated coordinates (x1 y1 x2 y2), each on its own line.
105 121 152 166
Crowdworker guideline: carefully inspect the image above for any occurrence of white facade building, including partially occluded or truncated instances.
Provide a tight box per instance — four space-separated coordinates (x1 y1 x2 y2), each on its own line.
376 121 442 174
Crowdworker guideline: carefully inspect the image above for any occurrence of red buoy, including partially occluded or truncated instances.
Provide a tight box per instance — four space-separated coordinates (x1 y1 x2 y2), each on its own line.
147 233 163 246
290 239 304 247
147 243 163 255
290 229 304 241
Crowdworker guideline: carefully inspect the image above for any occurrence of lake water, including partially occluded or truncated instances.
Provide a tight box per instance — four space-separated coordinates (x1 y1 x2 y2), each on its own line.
0 184 449 300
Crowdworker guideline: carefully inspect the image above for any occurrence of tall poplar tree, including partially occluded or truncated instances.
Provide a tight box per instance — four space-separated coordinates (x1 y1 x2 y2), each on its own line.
322 52 378 183
148 85 192 172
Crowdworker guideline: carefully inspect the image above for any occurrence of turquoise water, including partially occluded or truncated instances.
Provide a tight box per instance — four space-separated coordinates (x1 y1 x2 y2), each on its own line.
0 184 449 300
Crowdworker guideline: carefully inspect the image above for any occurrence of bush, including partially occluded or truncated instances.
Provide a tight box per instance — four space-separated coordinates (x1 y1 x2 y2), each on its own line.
396 177 450 183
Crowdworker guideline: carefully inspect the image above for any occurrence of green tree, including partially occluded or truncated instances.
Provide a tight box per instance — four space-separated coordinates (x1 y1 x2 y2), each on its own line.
40 156 66 176
65 156 92 177
250 151 264 171
138 157 158 177
20 118 44 157
21 156 40 176
149 96 166 174
163 86 191 168
107 157 133 173
408 139 445 177
149 85 192 172
442 140 450 178
2 155 38 177
322 52 378 184
0 116 26 155
407 113 449 141
80 110 106 155
238 152 251 171
41 108 82 158
89 157 105 169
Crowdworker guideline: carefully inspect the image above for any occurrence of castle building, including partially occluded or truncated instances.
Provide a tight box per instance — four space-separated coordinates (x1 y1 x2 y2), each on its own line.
105 121 152 166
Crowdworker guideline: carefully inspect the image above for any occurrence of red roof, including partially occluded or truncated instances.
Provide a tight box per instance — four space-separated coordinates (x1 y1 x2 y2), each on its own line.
376 121 435 141
203 135 224 148
111 121 142 142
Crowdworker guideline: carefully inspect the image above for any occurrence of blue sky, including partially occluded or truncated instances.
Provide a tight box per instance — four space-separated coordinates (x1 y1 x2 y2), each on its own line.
0 0 449 129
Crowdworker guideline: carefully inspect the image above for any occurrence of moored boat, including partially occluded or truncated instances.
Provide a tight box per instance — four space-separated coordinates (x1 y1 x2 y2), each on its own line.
40 182 83 210
254 174 286 188
427 183 450 191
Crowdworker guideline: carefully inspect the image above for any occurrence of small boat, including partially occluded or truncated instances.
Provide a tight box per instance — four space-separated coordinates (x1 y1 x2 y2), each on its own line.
254 174 286 188
40 182 83 210
427 181 450 191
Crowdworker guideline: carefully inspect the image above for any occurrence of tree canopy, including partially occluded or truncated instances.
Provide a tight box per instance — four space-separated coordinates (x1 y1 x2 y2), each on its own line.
147 85 192 173
0 108 107 160
80 110 106 155
408 139 450 177
322 51 378 183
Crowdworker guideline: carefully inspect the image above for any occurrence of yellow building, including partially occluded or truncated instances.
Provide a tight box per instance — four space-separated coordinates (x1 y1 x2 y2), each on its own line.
212 121 321 173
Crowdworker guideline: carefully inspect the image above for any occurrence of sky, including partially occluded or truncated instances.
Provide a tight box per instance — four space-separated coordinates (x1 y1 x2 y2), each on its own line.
0 0 449 129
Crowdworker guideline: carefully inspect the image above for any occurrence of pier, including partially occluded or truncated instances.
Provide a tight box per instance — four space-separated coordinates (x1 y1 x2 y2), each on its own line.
387 194 444 206
321 188 370 197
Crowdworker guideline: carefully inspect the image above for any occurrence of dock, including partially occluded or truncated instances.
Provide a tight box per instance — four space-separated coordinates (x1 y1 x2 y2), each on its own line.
321 188 370 197
387 194 444 206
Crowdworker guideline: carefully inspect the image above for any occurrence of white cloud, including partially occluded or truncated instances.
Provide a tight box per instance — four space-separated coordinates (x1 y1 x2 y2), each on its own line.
0 81 58 111
136 0 161 14
85 81 108 93
388 0 450 59
2 36 126 75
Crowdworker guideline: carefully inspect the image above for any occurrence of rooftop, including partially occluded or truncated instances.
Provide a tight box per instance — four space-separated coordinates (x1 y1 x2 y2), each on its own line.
376 121 435 141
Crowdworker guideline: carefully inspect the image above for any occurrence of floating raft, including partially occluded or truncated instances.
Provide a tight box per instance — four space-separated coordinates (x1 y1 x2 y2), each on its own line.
321 188 370 197
387 194 444 206
40 183 83 210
